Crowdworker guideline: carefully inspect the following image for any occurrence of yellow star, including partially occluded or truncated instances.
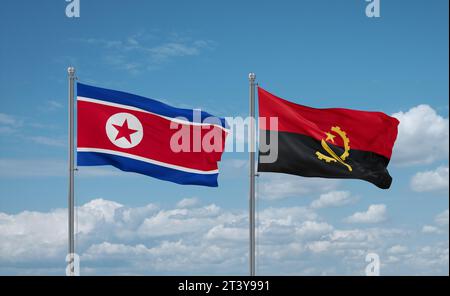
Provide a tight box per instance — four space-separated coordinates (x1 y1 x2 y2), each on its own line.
325 132 336 143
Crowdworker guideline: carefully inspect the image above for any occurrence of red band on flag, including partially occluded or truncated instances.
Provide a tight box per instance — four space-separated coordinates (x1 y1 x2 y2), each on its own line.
77 100 226 172
258 87 399 159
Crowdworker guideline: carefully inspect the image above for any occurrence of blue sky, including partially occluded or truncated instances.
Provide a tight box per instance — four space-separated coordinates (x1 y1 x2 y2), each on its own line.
0 0 448 275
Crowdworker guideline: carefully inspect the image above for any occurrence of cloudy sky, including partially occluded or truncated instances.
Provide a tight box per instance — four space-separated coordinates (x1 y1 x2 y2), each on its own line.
0 0 448 275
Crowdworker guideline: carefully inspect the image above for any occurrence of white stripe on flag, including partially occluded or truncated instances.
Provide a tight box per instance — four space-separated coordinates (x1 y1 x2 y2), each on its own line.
77 147 219 175
77 96 228 132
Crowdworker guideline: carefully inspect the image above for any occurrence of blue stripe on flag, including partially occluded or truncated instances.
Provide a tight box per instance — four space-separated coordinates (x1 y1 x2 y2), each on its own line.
78 151 219 187
77 83 228 128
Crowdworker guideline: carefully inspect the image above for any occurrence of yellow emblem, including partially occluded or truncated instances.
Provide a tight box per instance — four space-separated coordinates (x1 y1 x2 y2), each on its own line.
315 126 352 172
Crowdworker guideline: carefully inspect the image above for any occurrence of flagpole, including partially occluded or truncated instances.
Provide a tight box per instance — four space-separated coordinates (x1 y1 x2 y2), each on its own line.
248 72 256 276
67 66 76 276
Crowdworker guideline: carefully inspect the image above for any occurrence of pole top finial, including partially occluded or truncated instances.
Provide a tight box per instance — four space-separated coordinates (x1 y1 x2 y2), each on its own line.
248 72 256 81
68 67 75 75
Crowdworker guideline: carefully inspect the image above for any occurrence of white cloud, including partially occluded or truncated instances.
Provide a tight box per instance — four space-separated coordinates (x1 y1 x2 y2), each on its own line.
411 166 449 192
405 243 449 275
259 174 339 200
176 197 200 208
295 221 333 239
392 105 449 166
0 199 122 263
387 245 408 254
205 225 247 242
435 209 449 226
79 33 214 74
422 225 443 234
420 209 449 235
310 191 357 209
258 206 318 226
0 113 21 134
0 199 447 275
149 40 209 62
0 113 19 126
0 199 247 275
81 199 123 223
306 241 332 253
345 204 387 224
0 112 66 148
133 205 246 243
329 229 369 242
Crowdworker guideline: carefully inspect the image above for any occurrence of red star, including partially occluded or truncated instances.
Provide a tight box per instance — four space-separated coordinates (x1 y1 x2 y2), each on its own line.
112 119 138 144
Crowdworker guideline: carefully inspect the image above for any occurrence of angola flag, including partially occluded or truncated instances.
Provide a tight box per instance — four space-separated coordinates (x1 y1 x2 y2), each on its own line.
257 88 399 189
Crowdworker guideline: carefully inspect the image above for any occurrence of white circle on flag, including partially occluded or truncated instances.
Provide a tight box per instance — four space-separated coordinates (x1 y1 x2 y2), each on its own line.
105 112 143 149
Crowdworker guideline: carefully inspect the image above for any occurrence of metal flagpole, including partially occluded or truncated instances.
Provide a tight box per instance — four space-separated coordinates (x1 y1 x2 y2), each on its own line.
248 72 256 276
67 66 76 276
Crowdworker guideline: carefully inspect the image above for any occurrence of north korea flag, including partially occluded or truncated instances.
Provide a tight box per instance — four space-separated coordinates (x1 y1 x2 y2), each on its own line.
77 83 228 187
257 88 399 189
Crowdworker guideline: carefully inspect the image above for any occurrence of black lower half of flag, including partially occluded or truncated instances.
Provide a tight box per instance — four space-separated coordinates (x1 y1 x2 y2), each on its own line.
258 130 393 189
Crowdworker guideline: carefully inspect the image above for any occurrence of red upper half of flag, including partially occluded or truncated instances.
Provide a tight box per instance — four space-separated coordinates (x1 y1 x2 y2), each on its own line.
258 87 399 159
77 100 227 171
